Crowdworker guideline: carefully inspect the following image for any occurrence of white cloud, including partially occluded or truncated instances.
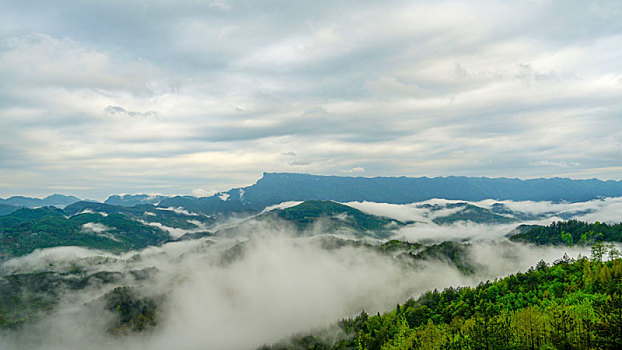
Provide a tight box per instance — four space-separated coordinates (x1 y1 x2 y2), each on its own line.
156 207 200 216
260 201 303 213
81 222 110 234
342 167 366 173
192 188 217 197
0 33 159 91
345 201 429 223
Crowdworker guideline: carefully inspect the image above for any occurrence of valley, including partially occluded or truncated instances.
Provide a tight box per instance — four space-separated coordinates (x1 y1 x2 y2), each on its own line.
1 174 621 349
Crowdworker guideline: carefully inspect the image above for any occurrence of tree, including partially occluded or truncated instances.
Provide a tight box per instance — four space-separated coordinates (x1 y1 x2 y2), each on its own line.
381 315 415 350
592 243 607 262
607 244 621 260
597 292 622 349
561 231 573 246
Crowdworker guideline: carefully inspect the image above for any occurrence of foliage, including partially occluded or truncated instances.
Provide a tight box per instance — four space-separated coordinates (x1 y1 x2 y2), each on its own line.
103 286 159 334
220 201 410 238
0 268 157 329
0 272 66 328
0 206 171 260
377 240 423 254
510 220 622 246
64 201 215 229
407 241 476 274
271 200 408 236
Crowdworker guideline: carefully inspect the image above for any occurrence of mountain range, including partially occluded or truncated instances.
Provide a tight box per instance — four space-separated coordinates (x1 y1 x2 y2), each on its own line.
4 173 622 217
0 194 81 209
157 173 622 215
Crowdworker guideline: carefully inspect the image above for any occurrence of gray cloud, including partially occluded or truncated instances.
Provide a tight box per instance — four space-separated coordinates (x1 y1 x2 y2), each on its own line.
0 0 621 199
104 105 158 118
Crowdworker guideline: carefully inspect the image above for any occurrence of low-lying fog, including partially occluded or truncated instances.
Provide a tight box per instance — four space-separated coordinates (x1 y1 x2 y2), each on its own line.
1 197 619 350
347 196 622 241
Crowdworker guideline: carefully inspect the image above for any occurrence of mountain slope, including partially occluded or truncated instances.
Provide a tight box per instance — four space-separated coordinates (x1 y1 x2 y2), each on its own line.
0 204 22 216
268 200 409 232
509 220 622 246
217 200 409 238
261 256 622 350
0 206 171 260
65 201 215 230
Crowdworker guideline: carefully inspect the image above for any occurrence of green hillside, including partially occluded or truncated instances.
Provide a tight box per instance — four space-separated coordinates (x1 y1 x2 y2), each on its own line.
278 200 404 228
64 201 215 230
509 220 622 246
0 207 171 260
0 204 20 216
220 200 407 237
261 253 622 350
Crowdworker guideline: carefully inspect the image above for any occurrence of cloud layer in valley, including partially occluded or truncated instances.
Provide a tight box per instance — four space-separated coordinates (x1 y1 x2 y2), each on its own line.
347 197 622 241
2 196 619 349
0 228 594 350
1 0 621 199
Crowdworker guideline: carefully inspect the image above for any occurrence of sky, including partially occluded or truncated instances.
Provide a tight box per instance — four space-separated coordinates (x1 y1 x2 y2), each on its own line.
1 0 621 200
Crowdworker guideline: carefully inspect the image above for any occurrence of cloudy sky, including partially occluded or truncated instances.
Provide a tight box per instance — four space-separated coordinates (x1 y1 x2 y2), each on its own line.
1 0 621 199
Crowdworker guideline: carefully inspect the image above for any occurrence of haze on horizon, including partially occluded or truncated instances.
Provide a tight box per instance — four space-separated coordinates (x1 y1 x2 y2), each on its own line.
1 0 621 199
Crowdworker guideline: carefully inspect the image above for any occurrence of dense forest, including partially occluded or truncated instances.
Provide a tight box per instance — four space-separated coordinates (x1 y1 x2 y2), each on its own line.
510 220 622 246
261 248 622 350
0 207 171 259
229 200 410 238
0 203 217 260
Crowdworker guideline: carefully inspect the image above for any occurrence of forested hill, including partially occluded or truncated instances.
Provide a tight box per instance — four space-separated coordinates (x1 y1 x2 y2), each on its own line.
0 203 214 260
509 220 622 246
158 173 622 215
217 201 409 238
261 253 622 350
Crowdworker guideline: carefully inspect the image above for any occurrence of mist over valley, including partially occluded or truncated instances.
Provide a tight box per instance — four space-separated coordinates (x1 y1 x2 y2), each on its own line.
1 174 621 349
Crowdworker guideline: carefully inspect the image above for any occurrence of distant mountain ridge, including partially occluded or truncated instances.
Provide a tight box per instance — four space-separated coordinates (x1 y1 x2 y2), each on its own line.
5 173 622 216
157 173 622 215
0 194 81 209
